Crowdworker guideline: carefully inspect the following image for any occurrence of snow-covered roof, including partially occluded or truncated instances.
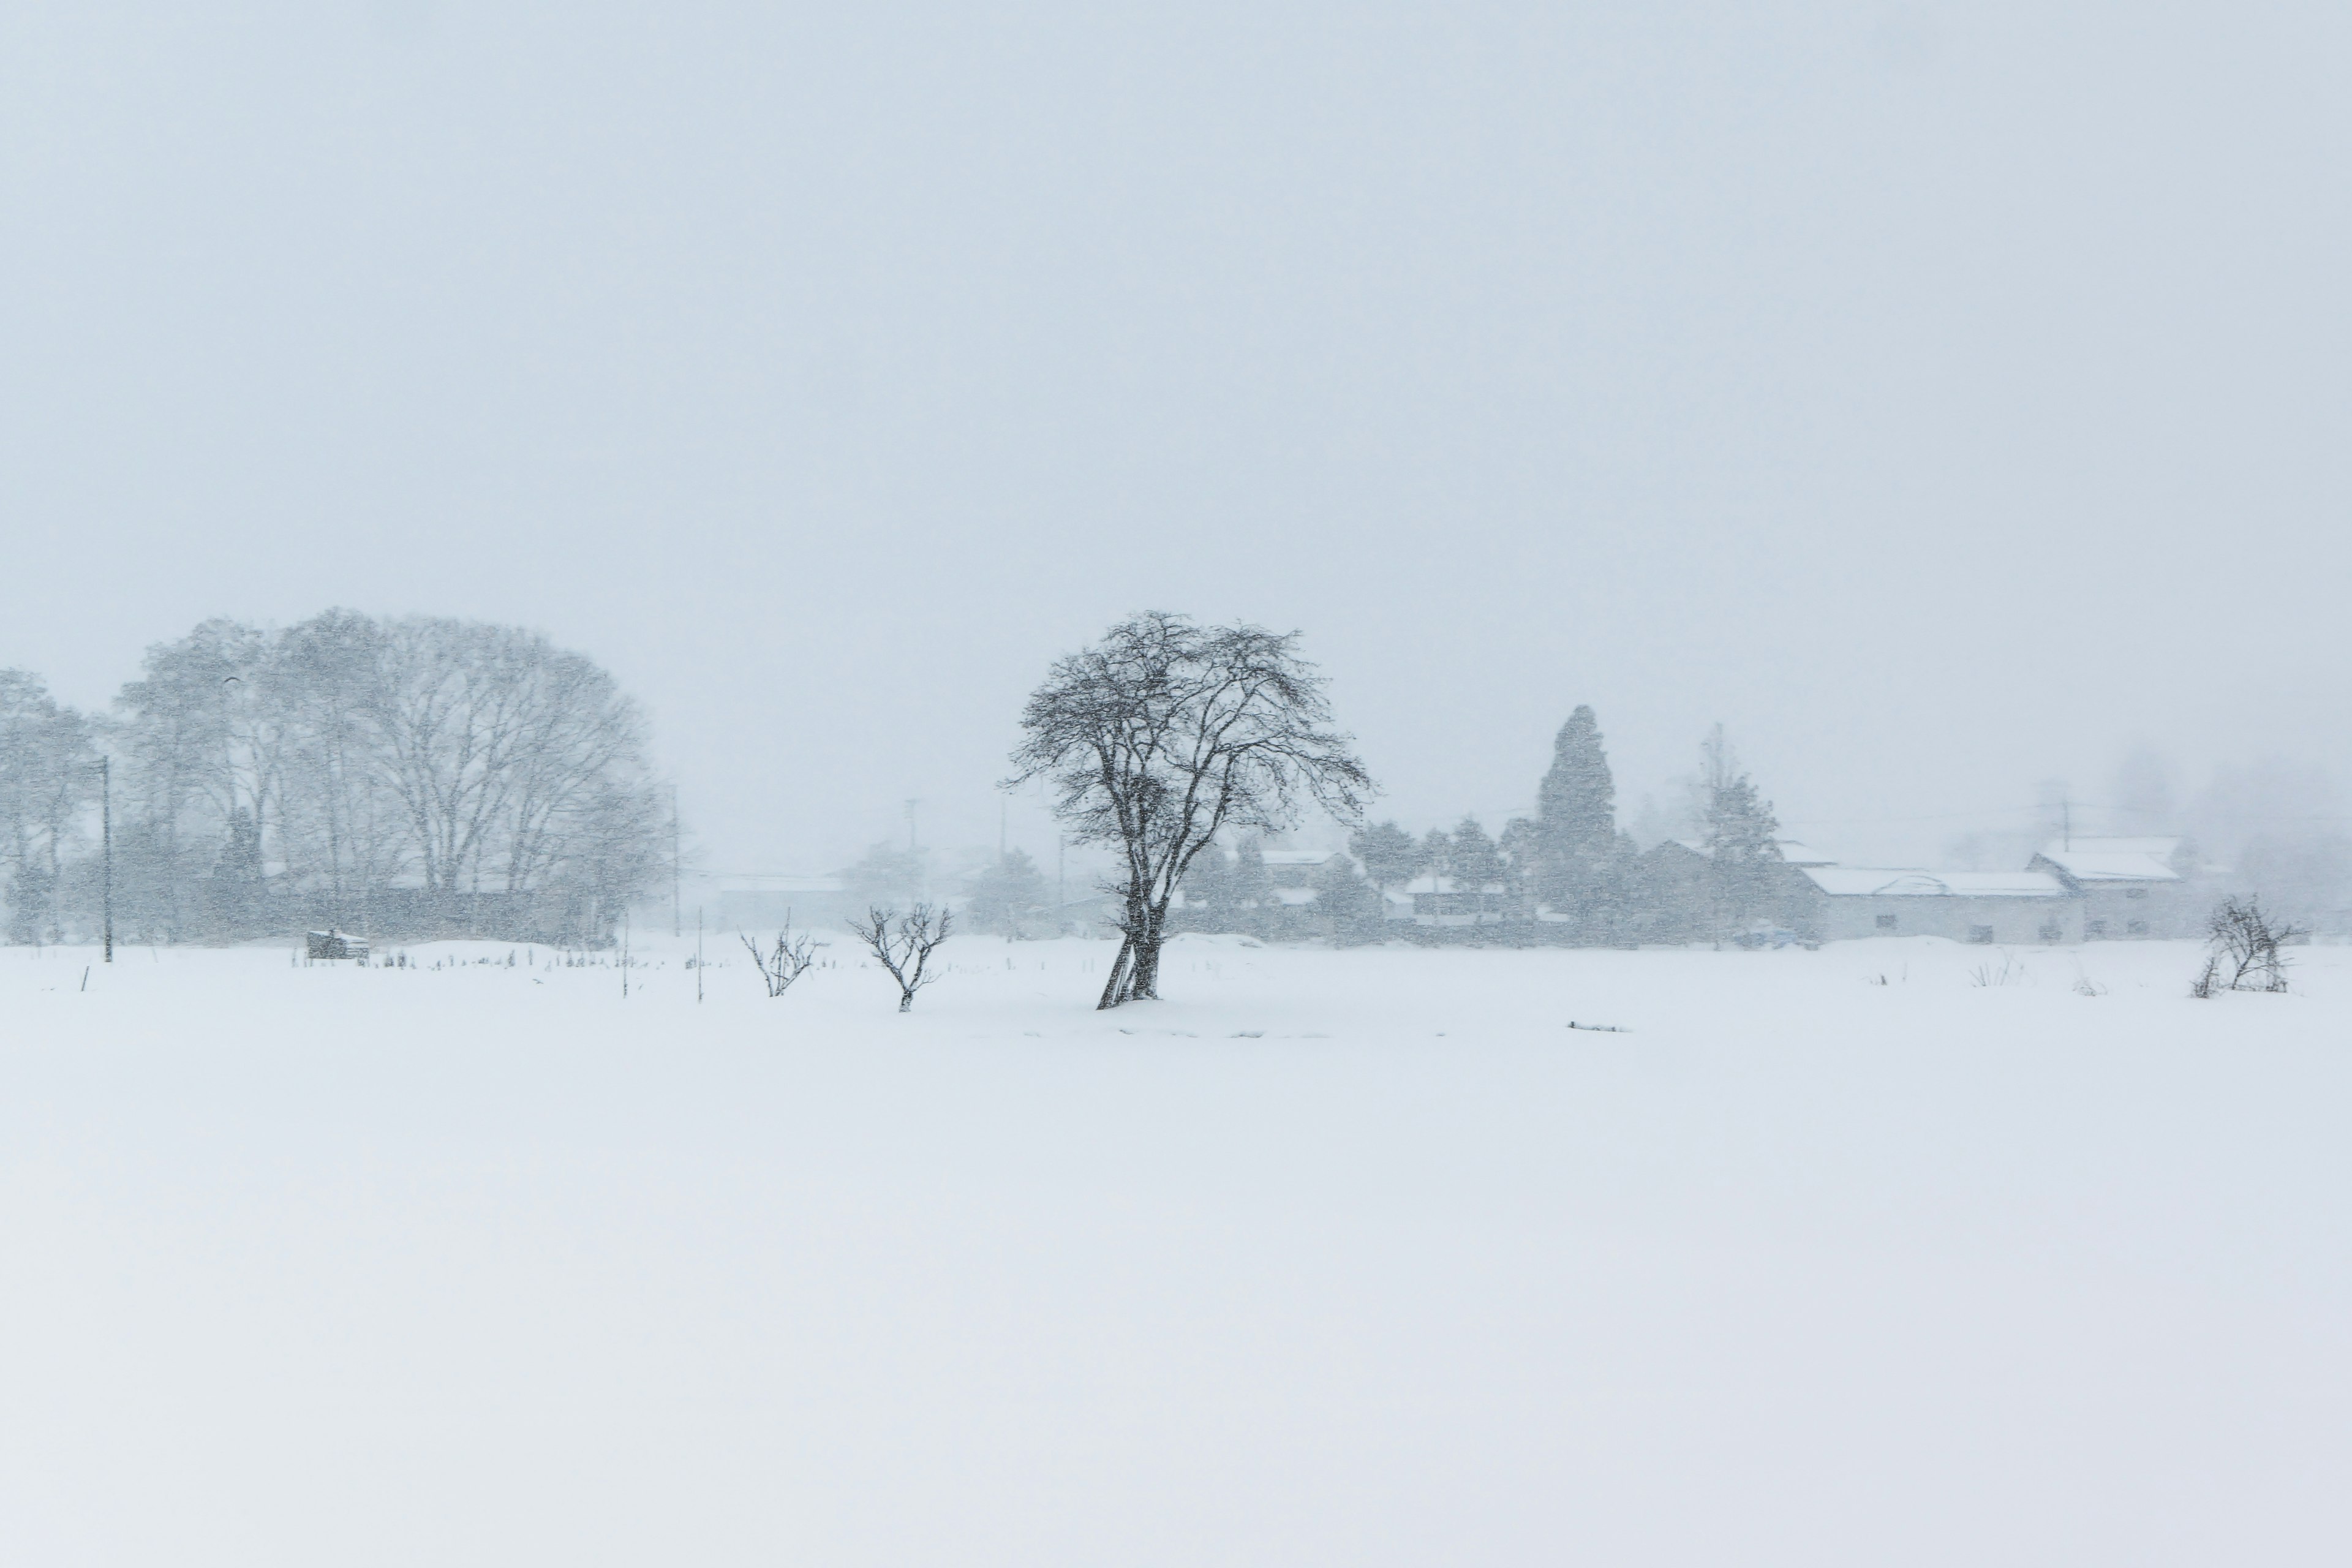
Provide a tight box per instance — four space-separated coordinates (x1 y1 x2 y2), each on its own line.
2033 839 2180 883
1272 887 1319 907
1801 867 2070 899
1259 849 1340 868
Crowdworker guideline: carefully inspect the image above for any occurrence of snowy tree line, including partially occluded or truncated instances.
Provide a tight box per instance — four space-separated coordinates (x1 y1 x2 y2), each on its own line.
1174 709 1786 946
0 611 665 945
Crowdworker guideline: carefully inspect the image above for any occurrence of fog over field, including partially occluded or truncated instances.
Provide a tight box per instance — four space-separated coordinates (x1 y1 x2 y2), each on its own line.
4 3 2350 872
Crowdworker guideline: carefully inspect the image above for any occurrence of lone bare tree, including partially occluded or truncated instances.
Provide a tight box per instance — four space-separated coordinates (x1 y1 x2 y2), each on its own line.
2192 894 2302 997
1006 612 1373 1009
848 902 952 1012
741 918 818 998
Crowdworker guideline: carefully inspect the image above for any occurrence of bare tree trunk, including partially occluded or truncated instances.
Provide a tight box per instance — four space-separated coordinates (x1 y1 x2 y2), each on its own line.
1129 932 1162 1000
1095 937 1134 1010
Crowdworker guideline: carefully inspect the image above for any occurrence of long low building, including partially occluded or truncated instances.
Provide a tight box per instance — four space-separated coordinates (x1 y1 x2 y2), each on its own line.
706 875 864 933
1790 867 2083 945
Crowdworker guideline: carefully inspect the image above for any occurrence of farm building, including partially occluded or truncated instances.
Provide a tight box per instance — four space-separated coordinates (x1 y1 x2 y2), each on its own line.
2026 838 2196 939
709 875 864 934
1790 868 2082 945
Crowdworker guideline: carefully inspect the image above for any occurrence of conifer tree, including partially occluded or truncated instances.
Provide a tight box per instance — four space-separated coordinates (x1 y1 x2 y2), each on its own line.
1311 852 1384 943
967 848 1048 938
1450 816 1502 921
1698 725 1783 940
1418 826 1453 884
1532 705 1626 938
1348 820 1418 897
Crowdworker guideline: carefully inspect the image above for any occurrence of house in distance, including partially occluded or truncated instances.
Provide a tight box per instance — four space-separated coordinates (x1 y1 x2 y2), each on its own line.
2026 837 2198 938
1787 867 2082 946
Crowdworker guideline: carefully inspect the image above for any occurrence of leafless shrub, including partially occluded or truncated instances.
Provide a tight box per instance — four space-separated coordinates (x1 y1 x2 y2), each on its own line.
2071 967 2107 998
2197 895 2302 996
2190 956 2220 1000
1967 951 2025 988
848 902 954 1012
741 919 818 998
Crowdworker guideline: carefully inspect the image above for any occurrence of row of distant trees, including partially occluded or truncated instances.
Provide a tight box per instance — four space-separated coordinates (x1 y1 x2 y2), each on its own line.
0 611 665 946
1176 710 1788 946
975 612 1791 1009
923 689 1787 954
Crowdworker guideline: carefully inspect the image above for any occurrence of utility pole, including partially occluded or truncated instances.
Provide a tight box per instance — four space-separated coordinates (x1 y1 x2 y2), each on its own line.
100 756 112 963
671 783 682 938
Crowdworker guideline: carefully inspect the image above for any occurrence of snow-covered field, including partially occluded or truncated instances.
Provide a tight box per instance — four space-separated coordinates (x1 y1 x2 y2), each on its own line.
5 933 2349 1565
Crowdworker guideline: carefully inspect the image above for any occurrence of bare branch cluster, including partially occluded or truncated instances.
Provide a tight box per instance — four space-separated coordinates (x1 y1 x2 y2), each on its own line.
741 919 818 998
848 902 953 1012
1005 611 1371 1008
2193 895 2302 997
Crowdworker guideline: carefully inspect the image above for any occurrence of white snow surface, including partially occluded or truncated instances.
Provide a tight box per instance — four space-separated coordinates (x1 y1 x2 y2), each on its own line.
5 933 2350 1566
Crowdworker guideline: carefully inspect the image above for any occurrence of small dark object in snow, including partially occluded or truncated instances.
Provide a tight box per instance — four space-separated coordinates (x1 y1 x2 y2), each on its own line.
306 930 368 962
1566 1020 1629 1033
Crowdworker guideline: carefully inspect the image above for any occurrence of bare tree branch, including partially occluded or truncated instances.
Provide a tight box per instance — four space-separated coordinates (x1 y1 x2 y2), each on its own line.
741 919 819 998
848 903 954 1012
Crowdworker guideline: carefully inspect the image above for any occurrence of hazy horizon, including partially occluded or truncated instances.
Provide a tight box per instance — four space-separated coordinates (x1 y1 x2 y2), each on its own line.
6 2 2348 875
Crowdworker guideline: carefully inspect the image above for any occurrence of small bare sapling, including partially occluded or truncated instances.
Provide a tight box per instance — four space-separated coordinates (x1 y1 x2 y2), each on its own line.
1967 951 2025 988
2195 895 2303 997
848 903 954 1012
742 920 818 998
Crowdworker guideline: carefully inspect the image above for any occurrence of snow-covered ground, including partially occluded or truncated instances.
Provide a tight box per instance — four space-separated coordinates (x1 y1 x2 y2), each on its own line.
4 933 2349 1565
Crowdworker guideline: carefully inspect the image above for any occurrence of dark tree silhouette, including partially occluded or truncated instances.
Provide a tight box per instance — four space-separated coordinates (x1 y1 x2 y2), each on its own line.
1007 612 1372 1009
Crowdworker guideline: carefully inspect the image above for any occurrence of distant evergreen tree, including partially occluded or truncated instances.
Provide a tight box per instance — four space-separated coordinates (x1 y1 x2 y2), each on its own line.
1451 816 1502 921
842 840 925 910
206 805 267 938
1418 826 1453 883
1349 820 1417 895
1311 853 1384 944
967 848 1048 938
1532 705 1627 938
1698 725 1782 940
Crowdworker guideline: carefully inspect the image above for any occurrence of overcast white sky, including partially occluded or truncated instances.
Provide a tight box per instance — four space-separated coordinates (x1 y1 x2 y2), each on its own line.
4 2 2349 873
